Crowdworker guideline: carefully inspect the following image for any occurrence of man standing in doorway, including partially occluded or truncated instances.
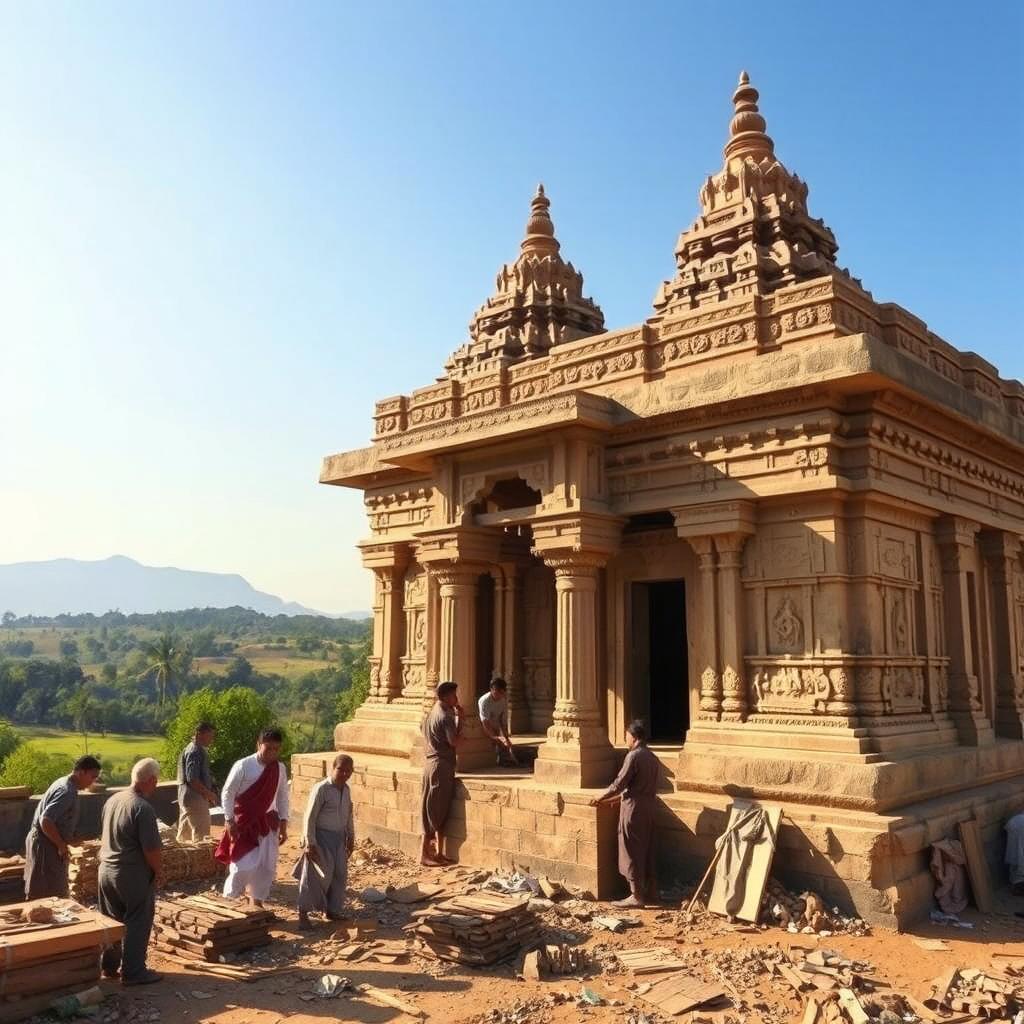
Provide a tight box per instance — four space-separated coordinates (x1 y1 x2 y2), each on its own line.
98 757 164 986
216 728 289 907
296 753 355 930
24 755 101 900
176 722 217 842
420 681 462 867
478 677 519 767
589 720 660 908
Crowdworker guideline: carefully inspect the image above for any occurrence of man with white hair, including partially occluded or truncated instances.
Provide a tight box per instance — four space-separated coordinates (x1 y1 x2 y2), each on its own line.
98 757 164 986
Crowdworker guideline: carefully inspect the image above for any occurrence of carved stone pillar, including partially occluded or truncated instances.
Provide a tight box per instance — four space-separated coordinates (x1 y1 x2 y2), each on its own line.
494 563 530 733
935 517 993 746
716 532 751 721
363 546 408 704
434 564 492 770
532 553 615 787
981 530 1024 739
689 537 721 718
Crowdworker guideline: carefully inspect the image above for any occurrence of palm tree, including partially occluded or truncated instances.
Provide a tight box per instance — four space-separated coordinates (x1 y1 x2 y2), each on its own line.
141 633 183 706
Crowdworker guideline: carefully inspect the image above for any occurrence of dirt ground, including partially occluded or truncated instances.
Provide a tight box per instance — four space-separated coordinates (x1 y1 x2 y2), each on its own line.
79 834 1024 1024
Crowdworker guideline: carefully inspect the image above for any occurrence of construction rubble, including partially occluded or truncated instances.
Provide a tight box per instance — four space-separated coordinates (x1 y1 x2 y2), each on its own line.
68 827 221 902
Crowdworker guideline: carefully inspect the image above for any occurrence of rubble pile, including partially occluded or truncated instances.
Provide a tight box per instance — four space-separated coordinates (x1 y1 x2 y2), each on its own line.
153 893 274 962
928 965 1024 1019
69 833 222 901
762 880 870 936
0 852 25 904
410 891 540 966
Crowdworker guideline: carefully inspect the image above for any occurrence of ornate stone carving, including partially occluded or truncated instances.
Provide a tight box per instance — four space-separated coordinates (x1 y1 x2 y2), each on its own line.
700 666 720 712
653 72 842 319
891 592 911 655
446 185 605 373
771 595 804 653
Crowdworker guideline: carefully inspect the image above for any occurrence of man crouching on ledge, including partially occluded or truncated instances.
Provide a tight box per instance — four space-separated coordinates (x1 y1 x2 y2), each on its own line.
215 727 289 908
420 680 462 867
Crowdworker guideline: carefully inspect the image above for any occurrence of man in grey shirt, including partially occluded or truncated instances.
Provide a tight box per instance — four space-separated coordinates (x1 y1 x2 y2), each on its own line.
176 722 217 842
99 758 164 986
24 755 101 900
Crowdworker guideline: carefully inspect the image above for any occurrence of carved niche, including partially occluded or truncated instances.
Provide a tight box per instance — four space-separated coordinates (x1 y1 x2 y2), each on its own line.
769 593 804 655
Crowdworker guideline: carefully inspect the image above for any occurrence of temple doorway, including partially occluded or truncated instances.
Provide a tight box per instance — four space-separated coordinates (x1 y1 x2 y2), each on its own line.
631 580 689 743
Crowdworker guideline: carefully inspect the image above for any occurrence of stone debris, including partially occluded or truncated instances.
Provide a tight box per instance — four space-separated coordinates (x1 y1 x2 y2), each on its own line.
68 833 221 902
152 893 274 963
410 891 541 966
0 852 26 905
763 879 870 936
521 943 586 980
927 964 1024 1018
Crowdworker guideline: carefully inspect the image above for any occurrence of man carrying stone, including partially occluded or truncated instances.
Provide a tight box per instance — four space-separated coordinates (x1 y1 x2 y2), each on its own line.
296 753 355 930
98 757 164 986
176 721 218 842
589 719 660 908
24 755 101 900
420 681 463 867
216 727 289 907
478 677 519 767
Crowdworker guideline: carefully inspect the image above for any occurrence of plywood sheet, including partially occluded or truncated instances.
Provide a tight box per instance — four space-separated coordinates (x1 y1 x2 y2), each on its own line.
707 801 782 922
638 971 725 1015
958 819 993 914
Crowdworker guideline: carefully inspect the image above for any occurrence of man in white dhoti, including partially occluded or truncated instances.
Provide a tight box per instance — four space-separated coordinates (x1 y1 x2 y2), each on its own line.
296 753 355 930
214 728 289 907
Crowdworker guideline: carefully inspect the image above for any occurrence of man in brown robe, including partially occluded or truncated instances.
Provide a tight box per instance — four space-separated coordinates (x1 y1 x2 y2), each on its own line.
590 720 660 908
420 680 463 867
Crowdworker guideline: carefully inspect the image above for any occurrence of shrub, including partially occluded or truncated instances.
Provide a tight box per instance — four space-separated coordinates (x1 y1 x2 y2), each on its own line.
0 720 21 770
0 744 73 795
162 686 293 786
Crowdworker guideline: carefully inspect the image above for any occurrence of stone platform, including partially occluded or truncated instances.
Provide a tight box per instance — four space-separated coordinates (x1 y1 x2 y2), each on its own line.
291 749 1019 929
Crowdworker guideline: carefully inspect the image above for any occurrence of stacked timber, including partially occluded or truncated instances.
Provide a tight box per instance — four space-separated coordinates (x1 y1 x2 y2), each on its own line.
0 855 25 905
69 836 222 901
410 892 539 966
153 894 274 962
0 899 123 1022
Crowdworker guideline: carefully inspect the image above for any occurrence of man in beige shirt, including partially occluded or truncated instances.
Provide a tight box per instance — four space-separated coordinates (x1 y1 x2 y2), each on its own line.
296 754 355 929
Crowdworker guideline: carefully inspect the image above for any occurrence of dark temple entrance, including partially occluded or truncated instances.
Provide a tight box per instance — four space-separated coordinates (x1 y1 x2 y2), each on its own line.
631 580 689 742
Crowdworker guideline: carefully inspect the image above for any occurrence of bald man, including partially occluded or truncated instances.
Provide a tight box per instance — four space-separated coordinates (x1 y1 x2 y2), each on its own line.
296 753 355 929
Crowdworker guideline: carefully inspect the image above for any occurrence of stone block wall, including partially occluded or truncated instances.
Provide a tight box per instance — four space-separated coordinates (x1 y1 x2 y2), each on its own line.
0 783 180 853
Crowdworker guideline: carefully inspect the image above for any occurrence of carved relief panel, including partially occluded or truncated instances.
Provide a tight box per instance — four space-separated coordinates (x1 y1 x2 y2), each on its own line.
400 566 428 699
768 591 805 655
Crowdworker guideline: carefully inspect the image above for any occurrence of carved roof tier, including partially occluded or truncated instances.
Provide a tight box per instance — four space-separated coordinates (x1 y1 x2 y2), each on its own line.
652 72 847 318
445 185 605 377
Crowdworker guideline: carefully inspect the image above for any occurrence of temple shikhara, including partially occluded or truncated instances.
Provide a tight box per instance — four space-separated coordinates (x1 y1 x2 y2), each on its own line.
294 73 1024 926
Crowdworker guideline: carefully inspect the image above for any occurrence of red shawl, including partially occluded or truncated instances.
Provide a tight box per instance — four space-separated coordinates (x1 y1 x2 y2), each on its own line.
215 759 281 865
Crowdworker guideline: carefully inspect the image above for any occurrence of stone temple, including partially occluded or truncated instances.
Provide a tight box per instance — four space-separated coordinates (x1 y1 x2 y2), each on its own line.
292 73 1024 927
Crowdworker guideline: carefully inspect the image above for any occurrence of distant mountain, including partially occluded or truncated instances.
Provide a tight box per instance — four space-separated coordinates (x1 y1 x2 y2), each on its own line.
0 555 336 618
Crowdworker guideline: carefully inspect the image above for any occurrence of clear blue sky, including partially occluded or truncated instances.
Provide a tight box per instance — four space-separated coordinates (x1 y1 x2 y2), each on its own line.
1 2 1021 614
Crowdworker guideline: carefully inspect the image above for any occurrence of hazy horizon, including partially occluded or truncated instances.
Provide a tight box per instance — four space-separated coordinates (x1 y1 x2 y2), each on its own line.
2 2 1021 612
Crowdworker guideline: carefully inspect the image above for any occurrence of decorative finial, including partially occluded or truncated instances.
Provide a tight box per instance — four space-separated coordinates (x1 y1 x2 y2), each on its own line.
521 183 560 257
724 70 774 163
536 182 545 197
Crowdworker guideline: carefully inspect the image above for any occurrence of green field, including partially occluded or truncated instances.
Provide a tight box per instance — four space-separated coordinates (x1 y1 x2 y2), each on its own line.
17 726 164 784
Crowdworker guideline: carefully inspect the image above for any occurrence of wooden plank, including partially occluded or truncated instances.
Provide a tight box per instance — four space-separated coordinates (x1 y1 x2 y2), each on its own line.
707 801 782 922
640 972 726 1015
957 819 993 914
837 988 870 1024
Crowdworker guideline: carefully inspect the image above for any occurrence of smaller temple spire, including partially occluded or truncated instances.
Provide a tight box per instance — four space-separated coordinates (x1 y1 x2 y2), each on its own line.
724 69 775 163
520 183 561 258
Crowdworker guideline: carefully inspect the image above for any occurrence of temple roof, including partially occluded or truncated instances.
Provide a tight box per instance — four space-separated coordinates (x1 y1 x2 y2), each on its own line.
653 71 844 316
445 185 605 376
